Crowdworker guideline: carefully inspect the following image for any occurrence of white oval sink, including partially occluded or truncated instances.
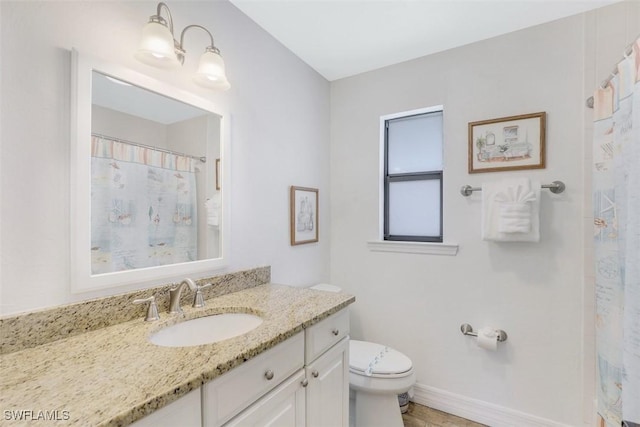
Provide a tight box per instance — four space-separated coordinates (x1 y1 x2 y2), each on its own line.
150 313 263 347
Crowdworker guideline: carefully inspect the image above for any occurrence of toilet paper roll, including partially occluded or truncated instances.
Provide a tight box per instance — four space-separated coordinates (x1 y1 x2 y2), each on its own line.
477 327 498 351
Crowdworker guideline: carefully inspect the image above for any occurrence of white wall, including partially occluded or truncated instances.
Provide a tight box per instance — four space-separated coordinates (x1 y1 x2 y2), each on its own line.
330 3 638 425
0 1 330 315
92 105 170 148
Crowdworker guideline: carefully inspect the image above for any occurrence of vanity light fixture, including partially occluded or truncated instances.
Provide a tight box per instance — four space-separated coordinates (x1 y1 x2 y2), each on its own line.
135 2 230 90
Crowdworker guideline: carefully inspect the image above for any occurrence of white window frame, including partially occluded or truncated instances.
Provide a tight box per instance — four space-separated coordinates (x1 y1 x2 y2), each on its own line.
368 106 458 256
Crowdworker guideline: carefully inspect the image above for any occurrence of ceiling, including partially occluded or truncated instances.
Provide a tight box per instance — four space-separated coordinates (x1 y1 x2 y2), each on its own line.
230 0 621 81
92 71 208 124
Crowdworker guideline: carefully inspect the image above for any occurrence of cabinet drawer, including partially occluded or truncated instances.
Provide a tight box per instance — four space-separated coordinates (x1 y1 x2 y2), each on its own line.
223 370 306 427
203 332 304 426
305 308 350 363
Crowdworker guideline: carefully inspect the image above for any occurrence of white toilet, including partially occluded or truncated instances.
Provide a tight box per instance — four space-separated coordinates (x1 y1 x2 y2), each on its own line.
310 284 415 427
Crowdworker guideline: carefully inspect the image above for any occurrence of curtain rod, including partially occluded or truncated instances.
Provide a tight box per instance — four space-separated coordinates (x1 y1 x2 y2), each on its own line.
586 36 638 109
91 133 207 163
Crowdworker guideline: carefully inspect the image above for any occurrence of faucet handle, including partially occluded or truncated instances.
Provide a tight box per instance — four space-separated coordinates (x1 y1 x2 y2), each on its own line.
133 296 160 322
193 283 212 308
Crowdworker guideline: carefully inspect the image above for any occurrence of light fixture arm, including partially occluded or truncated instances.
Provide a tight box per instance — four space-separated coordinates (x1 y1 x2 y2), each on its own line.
180 25 217 50
152 2 175 35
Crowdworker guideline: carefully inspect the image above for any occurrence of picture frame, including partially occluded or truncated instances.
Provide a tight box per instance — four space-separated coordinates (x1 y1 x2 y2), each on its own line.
215 158 220 190
290 186 318 245
468 112 546 174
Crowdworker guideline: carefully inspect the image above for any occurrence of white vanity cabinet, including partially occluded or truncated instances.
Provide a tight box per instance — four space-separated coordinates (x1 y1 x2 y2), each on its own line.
215 308 351 427
304 308 350 427
131 388 201 427
135 308 350 427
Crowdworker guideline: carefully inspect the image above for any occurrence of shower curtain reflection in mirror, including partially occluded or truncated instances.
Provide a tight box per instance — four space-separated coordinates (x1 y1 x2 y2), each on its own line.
91 136 198 274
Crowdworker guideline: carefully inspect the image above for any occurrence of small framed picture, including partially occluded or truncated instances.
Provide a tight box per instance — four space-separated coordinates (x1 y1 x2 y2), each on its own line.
468 112 546 173
290 186 318 245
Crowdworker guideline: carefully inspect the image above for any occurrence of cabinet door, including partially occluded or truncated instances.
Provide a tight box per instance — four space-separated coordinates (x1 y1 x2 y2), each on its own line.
130 388 201 427
224 370 306 427
306 337 349 427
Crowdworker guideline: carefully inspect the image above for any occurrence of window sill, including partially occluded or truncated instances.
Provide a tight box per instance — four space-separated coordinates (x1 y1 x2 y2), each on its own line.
367 240 459 256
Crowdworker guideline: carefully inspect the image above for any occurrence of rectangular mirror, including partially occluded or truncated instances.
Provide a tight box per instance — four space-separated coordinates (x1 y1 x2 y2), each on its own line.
71 49 229 292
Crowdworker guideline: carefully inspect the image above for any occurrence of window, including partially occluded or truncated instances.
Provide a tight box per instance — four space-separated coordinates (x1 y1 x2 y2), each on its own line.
383 107 443 242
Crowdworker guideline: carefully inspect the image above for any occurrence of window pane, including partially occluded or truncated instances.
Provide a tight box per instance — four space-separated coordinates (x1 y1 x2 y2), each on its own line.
388 179 441 237
388 112 443 174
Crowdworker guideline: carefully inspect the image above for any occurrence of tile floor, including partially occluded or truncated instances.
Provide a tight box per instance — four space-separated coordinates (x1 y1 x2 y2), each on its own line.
402 402 487 427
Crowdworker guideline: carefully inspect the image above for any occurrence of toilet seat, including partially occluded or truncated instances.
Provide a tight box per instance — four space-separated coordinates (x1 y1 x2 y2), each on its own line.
349 340 413 379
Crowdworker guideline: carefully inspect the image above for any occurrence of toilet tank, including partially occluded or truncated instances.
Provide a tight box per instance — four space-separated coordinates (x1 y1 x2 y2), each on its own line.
309 283 342 293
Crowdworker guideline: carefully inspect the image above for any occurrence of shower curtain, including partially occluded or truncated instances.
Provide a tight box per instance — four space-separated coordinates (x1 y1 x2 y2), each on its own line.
592 38 640 427
91 136 198 274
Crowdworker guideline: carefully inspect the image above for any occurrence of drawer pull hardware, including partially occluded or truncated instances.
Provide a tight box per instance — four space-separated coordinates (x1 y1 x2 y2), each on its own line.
264 370 274 380
312 370 319 378
301 378 309 387
332 328 339 336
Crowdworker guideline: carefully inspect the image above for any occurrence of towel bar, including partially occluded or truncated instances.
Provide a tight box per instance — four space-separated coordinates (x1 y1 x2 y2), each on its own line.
460 180 565 197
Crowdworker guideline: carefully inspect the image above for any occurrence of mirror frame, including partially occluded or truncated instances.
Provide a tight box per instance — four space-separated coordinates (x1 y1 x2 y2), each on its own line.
70 49 230 293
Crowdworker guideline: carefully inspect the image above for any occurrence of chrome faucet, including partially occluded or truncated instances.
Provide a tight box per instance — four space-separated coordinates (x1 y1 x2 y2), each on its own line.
168 278 198 314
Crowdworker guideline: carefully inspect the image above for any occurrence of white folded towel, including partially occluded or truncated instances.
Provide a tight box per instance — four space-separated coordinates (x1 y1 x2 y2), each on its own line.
494 182 537 233
498 202 533 233
204 193 220 227
482 178 540 242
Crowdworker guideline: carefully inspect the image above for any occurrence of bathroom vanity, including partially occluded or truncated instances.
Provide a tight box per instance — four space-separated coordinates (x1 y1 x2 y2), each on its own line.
202 307 350 427
0 47 355 426
0 283 354 426
133 307 350 427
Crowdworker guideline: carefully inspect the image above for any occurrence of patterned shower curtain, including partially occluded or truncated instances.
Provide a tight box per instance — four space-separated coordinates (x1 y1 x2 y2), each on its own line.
593 38 640 427
90 136 198 274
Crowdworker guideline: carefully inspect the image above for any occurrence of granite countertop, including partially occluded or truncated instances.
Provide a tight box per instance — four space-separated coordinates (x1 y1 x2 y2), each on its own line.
0 284 354 426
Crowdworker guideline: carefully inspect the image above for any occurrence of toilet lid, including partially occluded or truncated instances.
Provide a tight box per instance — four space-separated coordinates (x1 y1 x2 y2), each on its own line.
349 340 412 376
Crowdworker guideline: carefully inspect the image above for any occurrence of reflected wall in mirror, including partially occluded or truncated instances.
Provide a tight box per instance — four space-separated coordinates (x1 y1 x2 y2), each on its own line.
71 50 229 292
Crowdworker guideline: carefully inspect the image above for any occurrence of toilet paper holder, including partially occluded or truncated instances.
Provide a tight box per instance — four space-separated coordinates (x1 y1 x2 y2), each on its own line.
460 323 508 342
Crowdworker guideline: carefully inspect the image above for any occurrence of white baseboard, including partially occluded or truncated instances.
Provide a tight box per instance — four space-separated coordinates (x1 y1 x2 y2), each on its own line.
411 383 573 427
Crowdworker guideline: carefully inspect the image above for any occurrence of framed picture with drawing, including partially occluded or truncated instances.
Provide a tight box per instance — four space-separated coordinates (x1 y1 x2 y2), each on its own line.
468 112 546 173
290 186 318 245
